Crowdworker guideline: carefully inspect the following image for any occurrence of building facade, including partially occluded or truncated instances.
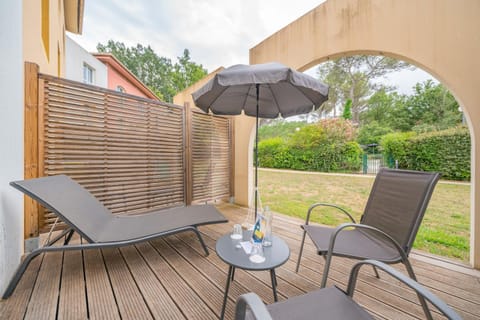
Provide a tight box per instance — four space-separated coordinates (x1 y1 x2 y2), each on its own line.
65 35 108 87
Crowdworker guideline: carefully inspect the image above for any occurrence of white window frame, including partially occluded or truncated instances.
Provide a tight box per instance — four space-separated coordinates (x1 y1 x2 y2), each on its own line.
83 63 94 84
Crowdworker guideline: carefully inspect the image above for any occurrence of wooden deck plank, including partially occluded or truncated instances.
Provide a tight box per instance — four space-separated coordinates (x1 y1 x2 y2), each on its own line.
102 248 154 320
0 253 43 319
119 245 185 320
58 250 88 320
273 206 480 301
84 249 121 320
157 236 244 320
178 230 288 303
195 224 305 298
261 206 480 319
136 241 217 320
217 205 480 320
201 219 418 319
1 203 479 320
24 251 62 320
202 207 441 320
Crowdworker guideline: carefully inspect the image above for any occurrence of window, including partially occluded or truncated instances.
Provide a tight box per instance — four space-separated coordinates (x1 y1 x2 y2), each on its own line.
116 85 126 93
83 63 94 84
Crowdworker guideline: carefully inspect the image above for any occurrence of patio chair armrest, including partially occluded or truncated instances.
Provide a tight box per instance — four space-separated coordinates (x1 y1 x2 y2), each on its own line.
347 260 462 320
304 203 356 225
235 293 273 320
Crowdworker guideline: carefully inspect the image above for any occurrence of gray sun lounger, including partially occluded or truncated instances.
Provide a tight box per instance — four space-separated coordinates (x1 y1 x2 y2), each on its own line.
295 168 440 319
3 174 228 299
235 260 461 320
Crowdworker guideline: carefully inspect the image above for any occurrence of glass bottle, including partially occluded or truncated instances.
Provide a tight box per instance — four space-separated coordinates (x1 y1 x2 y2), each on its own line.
250 214 265 263
262 206 273 247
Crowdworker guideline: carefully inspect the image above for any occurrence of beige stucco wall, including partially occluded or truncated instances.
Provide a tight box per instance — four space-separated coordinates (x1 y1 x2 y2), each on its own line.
248 0 480 268
23 0 66 76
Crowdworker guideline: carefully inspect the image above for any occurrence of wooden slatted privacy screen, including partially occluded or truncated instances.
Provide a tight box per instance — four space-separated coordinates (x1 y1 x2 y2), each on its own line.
34 75 231 231
191 111 232 203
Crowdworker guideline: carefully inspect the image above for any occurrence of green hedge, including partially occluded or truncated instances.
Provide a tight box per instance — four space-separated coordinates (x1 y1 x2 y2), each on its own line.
258 139 363 172
258 119 363 172
381 127 470 180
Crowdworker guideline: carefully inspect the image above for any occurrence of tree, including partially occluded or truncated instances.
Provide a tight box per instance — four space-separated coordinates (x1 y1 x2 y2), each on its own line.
405 80 462 131
357 121 393 146
361 81 462 132
342 99 352 120
97 40 207 102
172 49 208 95
361 89 408 130
317 55 411 123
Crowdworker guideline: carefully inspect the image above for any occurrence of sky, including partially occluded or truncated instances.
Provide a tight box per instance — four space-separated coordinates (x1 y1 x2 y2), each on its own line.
69 0 434 95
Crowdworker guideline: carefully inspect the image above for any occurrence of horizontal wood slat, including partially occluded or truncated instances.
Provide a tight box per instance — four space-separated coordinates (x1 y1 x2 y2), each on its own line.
37 74 232 232
191 111 232 203
39 75 186 231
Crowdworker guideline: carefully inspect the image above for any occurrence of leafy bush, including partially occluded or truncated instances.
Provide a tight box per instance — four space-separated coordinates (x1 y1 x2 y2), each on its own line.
380 127 470 180
405 127 470 180
320 118 357 142
357 121 393 146
258 121 307 142
258 137 293 168
380 131 416 167
258 119 363 172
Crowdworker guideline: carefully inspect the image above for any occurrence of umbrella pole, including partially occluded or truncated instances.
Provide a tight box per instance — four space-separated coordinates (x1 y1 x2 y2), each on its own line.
254 84 259 220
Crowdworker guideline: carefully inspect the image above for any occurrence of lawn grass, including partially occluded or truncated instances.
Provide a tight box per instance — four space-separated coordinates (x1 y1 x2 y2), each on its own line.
258 168 471 263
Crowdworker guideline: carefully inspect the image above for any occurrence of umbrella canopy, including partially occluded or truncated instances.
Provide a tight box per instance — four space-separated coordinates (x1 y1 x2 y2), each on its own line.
192 62 329 118
192 62 328 223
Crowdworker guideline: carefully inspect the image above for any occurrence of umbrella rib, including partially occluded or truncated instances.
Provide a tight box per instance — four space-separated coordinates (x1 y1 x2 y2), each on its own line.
241 84 253 112
267 83 282 116
206 84 231 113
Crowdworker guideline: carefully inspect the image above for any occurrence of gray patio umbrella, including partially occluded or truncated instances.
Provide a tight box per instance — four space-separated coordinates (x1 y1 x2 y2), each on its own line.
192 62 329 219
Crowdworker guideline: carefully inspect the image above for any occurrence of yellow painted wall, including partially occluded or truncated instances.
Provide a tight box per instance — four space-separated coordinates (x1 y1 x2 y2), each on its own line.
249 0 480 268
23 0 66 76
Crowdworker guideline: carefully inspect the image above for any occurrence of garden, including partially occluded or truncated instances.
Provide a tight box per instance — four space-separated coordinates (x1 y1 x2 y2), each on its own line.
256 55 470 262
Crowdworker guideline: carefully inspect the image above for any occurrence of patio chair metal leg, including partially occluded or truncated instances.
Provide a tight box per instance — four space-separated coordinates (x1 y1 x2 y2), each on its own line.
192 226 209 256
296 229 307 273
403 258 434 320
372 265 380 279
320 251 333 288
321 252 333 288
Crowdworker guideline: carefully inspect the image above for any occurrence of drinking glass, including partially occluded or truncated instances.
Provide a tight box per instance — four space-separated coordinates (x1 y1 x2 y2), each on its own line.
231 224 243 240
249 242 265 263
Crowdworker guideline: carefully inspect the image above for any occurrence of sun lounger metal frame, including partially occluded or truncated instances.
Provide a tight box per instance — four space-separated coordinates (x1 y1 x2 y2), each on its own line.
3 174 228 299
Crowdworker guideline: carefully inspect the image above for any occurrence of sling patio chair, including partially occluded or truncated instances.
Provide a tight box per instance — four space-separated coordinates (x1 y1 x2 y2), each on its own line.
3 174 228 299
235 260 461 320
295 168 440 319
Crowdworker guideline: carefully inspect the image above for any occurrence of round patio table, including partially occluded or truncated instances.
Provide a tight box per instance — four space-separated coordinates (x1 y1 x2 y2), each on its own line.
216 231 290 320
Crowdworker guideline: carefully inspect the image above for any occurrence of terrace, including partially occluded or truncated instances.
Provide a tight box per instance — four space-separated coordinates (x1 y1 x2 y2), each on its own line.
2 1 480 320
1 204 479 319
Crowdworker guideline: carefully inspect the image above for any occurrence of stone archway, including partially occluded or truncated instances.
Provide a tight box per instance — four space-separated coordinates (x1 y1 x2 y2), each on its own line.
241 0 480 268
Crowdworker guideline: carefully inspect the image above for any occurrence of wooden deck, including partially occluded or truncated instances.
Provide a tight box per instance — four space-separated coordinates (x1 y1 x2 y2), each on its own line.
1 203 479 319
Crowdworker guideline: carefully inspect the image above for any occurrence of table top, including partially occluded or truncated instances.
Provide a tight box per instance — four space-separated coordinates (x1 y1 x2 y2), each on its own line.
215 230 290 271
